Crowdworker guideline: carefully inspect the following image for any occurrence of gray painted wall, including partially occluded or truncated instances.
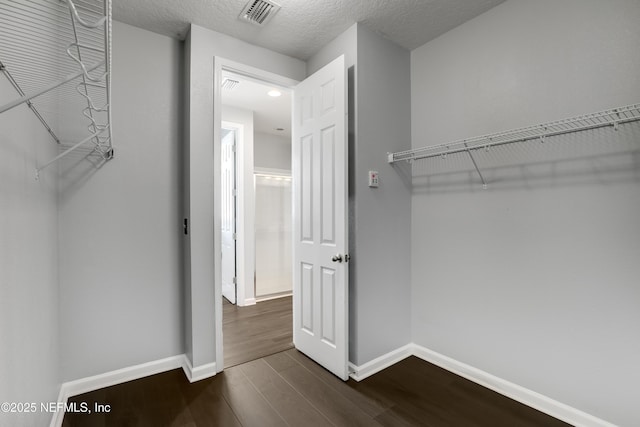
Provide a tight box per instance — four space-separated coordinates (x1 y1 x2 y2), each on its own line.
307 24 413 366
58 21 184 381
254 132 291 171
0 74 60 427
353 26 412 364
306 24 357 77
410 1 640 425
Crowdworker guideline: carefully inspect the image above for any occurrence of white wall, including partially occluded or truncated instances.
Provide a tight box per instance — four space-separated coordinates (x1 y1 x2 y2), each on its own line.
410 1 640 425
255 174 292 297
307 24 413 366
185 24 305 370
58 21 183 381
0 76 60 427
254 132 291 171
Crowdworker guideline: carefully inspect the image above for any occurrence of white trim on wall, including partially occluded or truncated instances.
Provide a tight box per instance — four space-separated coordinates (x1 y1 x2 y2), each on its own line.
50 355 187 427
349 344 616 427
348 344 413 381
49 344 615 427
181 355 218 383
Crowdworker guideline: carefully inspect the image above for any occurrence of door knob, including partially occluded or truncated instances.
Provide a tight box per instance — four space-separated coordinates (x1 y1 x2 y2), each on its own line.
332 254 343 263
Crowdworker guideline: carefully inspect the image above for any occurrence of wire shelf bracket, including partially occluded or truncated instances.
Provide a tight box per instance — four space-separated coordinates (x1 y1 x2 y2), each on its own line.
387 103 640 189
0 0 114 179
0 60 60 144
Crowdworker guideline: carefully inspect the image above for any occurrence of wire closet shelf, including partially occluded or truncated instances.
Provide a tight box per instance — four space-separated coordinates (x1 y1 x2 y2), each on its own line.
388 103 640 188
0 0 113 179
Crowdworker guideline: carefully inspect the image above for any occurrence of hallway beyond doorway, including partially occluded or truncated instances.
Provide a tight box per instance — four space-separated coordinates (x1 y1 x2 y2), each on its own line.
223 296 293 368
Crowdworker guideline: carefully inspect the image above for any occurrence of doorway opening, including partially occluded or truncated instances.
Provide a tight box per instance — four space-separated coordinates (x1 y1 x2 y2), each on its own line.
220 69 294 368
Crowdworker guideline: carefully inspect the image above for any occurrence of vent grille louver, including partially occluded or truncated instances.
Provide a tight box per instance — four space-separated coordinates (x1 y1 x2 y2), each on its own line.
239 0 281 26
221 78 240 90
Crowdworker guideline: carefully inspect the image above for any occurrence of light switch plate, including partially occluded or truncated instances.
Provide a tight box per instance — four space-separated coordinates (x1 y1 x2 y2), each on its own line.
368 170 379 188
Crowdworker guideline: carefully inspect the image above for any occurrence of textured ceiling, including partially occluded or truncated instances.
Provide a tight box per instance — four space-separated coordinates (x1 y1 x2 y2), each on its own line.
113 0 506 60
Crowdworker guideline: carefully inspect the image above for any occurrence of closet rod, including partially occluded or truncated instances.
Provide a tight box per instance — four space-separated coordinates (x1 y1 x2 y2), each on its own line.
35 128 105 179
0 60 59 143
0 60 104 114
388 103 640 164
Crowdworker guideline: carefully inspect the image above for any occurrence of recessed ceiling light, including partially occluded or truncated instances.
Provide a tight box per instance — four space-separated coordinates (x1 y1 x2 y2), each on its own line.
268 89 281 97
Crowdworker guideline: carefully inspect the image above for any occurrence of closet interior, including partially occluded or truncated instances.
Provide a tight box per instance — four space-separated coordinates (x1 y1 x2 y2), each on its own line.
0 0 113 177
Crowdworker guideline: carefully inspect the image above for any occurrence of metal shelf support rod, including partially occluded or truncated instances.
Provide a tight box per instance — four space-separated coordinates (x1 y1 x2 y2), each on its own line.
464 142 487 189
36 128 105 178
0 61 59 143
0 60 104 114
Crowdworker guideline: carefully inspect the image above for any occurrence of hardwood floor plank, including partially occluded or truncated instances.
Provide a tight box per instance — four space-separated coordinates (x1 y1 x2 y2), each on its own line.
223 296 293 368
269 358 384 427
262 349 300 372
217 365 287 427
361 357 569 427
239 358 333 426
284 348 392 417
374 406 430 427
178 378 242 427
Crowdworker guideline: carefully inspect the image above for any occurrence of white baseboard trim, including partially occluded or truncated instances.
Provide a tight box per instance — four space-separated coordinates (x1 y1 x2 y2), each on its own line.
50 355 184 427
238 297 257 307
48 345 614 427
255 291 292 303
49 383 69 427
411 344 616 427
349 344 413 381
181 355 217 383
349 343 615 427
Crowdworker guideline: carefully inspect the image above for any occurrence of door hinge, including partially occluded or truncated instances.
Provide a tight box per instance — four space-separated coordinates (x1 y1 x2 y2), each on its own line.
233 233 237 240
233 189 238 197
232 143 237 153
232 277 237 284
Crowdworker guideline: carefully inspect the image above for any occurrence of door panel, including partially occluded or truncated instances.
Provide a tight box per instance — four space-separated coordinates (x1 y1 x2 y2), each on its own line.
293 55 348 380
320 267 336 345
320 127 336 244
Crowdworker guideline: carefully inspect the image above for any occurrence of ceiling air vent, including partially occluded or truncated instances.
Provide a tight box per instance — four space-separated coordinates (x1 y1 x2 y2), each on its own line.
239 0 281 26
221 78 239 90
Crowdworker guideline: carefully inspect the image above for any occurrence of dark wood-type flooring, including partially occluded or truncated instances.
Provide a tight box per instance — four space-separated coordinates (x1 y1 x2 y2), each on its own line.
63 348 570 427
223 296 293 368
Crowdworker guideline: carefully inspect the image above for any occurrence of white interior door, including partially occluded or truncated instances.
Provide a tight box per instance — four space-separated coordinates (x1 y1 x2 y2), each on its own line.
221 128 237 304
292 55 348 380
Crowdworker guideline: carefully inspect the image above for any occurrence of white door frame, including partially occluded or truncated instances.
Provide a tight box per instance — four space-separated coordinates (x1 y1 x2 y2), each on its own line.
213 57 299 370
220 121 244 305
